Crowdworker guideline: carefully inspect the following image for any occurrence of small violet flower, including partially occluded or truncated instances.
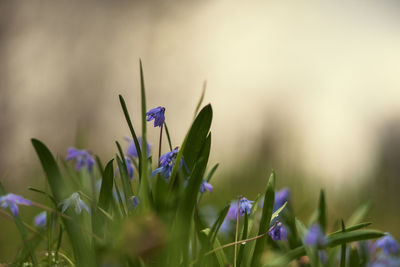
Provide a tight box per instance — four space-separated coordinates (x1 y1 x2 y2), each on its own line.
59 192 90 215
146 106 165 127
152 147 181 179
0 193 32 217
305 224 328 247
274 188 290 212
125 157 135 179
66 147 95 172
34 211 47 228
268 221 287 241
125 137 151 158
130 196 139 209
227 197 254 220
200 180 213 194
374 233 399 256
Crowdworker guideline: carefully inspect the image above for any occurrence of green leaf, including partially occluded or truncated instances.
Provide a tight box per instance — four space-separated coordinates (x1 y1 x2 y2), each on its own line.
347 202 371 226
139 60 151 210
200 229 228 267
168 104 213 191
193 81 206 119
265 229 385 266
205 163 219 183
119 94 142 175
271 201 287 222
251 171 275 267
349 246 360 267
164 121 173 151
98 159 114 211
318 189 327 233
209 203 230 244
31 139 95 267
28 186 57 206
237 211 248 267
330 222 371 235
340 220 346 267
175 134 212 264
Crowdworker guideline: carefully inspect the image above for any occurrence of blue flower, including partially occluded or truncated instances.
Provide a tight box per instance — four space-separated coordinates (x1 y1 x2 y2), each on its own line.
125 137 151 158
258 188 290 214
146 106 165 127
369 253 400 267
268 221 287 241
152 147 182 179
274 188 290 212
200 180 213 194
0 193 32 217
130 196 139 209
34 211 47 228
125 157 134 179
374 233 399 255
66 147 95 172
304 224 328 247
227 197 253 220
59 192 90 215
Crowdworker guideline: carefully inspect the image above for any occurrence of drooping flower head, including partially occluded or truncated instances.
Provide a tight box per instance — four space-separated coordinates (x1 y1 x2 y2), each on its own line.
227 197 254 220
305 224 328 247
152 147 182 180
0 193 32 217
59 192 90 215
200 180 213 194
146 106 165 127
374 233 399 256
125 137 151 158
268 221 287 241
66 147 95 172
34 211 47 228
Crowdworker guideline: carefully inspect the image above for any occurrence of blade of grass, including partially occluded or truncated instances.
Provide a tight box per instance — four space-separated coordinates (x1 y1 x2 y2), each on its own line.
251 171 275 267
139 60 150 209
237 211 248 267
318 189 327 233
163 121 173 151
119 95 142 175
193 81 207 119
340 220 346 267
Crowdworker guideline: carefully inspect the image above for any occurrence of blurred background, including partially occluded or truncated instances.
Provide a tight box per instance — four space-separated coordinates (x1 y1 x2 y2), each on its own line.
1 0 400 261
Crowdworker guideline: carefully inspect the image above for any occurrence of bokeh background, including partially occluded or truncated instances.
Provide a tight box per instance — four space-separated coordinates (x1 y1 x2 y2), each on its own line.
1 0 400 261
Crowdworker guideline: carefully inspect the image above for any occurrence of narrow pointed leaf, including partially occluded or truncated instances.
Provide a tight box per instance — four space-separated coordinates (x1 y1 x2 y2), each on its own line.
251 171 275 267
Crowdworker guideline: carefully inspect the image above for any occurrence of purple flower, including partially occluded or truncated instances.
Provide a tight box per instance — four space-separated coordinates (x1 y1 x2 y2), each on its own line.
66 147 95 172
130 196 139 209
304 224 328 247
125 137 151 158
227 197 254 220
34 211 47 228
369 253 400 267
146 106 165 127
0 193 33 217
374 233 399 255
125 157 134 179
200 180 213 194
152 147 182 179
268 221 287 241
274 188 290 212
59 192 90 215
